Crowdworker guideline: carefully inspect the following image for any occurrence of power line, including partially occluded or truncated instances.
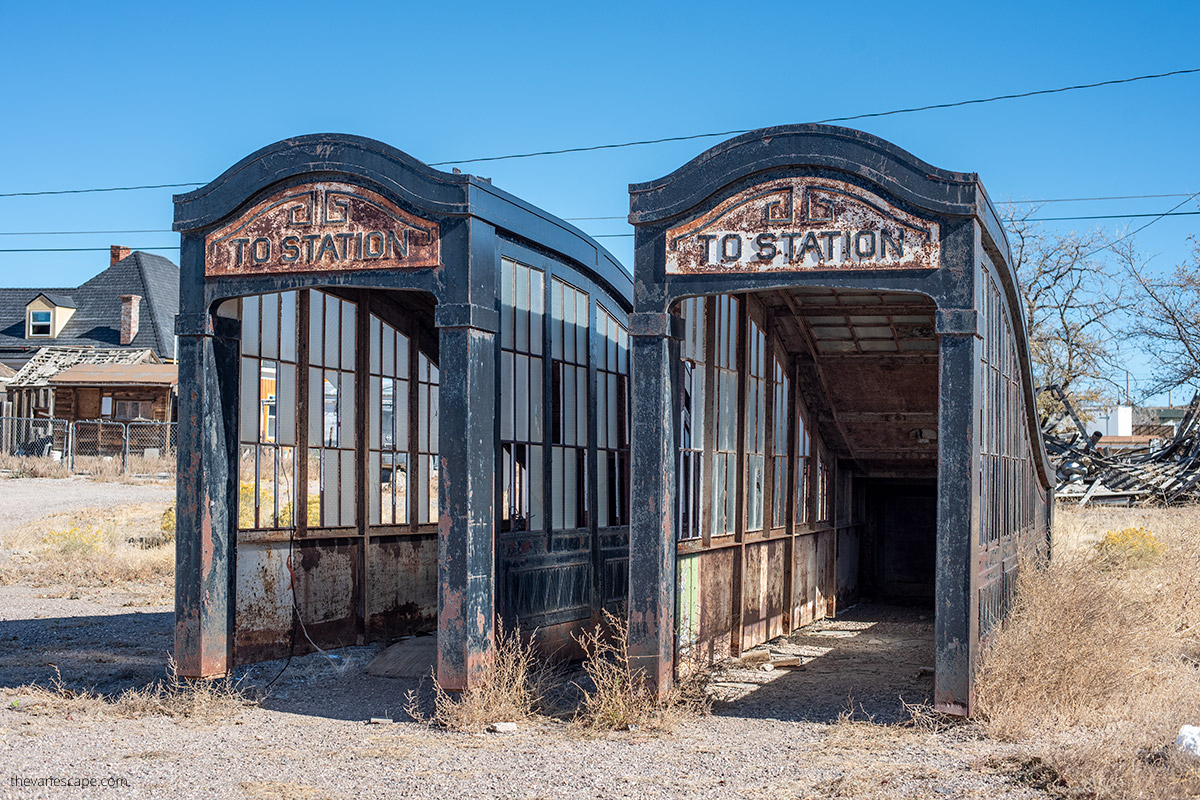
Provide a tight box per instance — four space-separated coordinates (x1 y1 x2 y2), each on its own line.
428 67 1200 167
0 229 172 236
3 67 1198 197
1077 191 1200 260
0 208 1196 245
999 193 1197 205
0 183 202 198
561 194 1200 222
0 246 180 253
1026 211 1200 222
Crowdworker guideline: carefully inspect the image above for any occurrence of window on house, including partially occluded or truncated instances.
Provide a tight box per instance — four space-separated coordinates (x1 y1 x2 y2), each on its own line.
114 400 154 420
29 310 51 337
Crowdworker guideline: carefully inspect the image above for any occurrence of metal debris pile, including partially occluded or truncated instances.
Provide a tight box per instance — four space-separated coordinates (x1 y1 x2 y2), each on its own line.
1042 387 1200 505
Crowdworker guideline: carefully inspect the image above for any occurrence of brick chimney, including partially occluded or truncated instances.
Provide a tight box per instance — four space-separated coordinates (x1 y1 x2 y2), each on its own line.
120 294 142 345
110 245 131 266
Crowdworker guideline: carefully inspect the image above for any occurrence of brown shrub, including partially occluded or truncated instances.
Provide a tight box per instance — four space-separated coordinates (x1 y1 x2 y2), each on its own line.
405 623 552 732
5 659 252 720
572 610 709 732
976 504 1200 800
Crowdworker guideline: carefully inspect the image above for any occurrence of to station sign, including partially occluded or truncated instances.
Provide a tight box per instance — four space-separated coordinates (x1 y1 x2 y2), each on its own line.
665 177 940 274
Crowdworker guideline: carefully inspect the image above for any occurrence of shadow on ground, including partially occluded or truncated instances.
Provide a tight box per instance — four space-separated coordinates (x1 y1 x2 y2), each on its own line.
0 590 934 725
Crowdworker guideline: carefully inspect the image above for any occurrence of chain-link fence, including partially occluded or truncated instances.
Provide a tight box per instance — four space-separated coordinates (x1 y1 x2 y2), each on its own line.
0 416 176 477
0 417 71 461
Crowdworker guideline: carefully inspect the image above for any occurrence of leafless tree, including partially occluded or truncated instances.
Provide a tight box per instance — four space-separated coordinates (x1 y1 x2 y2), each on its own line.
1003 206 1130 413
1122 236 1200 396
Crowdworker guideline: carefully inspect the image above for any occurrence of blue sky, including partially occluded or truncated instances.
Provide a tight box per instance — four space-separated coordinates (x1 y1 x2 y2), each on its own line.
2 0 1197 399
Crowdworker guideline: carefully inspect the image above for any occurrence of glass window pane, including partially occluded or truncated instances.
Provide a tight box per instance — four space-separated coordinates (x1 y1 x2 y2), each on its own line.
528 445 543 532
597 450 610 528
307 448 322 526
238 445 257 529
324 297 339 368
278 363 296 446
261 293 279 360
241 296 259 357
395 453 409 524
322 450 338 527
575 367 586 445
370 375 382 450
530 270 544 356
501 351 514 441
429 385 438 449
370 455 381 525
552 448 564 530
308 367 323 445
341 301 356 370
501 260 514 351
397 333 410 377
340 372 355 449
396 379 410 451
515 354 529 441
340 449 355 526
308 292 324 368
370 316 381 374
530 359 543 441
239 357 259 444
564 450 577 529
382 326 395 377
280 292 297 363
576 293 588 362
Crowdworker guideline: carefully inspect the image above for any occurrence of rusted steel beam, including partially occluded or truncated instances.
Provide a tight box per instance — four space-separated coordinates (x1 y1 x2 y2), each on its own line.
934 304 982 716
627 308 683 696
174 270 239 678
435 219 499 693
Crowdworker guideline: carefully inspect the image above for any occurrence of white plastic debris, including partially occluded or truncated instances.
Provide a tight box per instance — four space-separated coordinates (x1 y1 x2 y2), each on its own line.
487 722 518 733
1176 725 1200 757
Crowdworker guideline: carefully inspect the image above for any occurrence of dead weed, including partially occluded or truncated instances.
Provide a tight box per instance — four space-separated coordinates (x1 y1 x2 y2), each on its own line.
0 503 173 589
572 610 710 733
976 504 1200 800
6 658 253 721
405 623 553 732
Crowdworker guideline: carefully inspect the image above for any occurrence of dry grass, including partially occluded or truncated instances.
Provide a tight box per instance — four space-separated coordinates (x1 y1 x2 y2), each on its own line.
0 453 174 482
0 453 72 479
977 503 1200 799
4 659 252 721
0 503 174 591
405 623 553 732
572 610 710 732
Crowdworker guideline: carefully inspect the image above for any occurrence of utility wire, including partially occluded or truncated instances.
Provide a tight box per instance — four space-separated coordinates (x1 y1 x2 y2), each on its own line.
0 182 203 198
1077 190 1200 260
561 196 1200 221
428 67 1200 167
1 208 1197 246
3 67 1197 197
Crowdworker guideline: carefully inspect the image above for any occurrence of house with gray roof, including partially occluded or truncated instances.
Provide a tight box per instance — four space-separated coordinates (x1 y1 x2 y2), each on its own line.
0 246 179 370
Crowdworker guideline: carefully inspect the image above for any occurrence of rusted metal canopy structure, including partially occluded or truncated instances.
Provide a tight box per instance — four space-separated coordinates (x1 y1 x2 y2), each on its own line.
625 124 1053 715
173 135 631 690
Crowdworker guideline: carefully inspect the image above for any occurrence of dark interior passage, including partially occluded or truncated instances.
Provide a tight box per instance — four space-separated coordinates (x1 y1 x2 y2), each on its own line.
674 287 940 665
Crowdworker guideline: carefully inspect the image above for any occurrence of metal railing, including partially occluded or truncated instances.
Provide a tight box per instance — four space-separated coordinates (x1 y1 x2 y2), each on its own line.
0 416 177 476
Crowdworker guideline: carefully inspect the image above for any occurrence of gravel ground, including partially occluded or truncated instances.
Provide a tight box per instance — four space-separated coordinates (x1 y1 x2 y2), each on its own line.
0 479 1042 799
0 588 1041 800
0 477 174 535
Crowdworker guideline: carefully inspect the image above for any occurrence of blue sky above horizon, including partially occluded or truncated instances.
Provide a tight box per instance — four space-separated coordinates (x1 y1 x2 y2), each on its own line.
2 0 1197 400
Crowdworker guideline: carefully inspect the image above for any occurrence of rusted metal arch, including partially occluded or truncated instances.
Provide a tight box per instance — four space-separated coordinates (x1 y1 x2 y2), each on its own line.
625 124 1054 716
172 134 631 692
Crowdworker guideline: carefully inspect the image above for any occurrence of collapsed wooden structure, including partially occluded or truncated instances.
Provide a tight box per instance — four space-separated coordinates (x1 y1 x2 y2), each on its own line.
1045 387 1200 505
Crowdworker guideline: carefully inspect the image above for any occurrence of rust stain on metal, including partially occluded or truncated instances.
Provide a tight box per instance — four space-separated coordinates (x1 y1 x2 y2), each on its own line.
205 182 439 277
665 177 940 275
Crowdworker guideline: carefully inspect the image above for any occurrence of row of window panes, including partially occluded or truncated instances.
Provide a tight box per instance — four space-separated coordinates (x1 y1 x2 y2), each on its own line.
677 295 833 540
